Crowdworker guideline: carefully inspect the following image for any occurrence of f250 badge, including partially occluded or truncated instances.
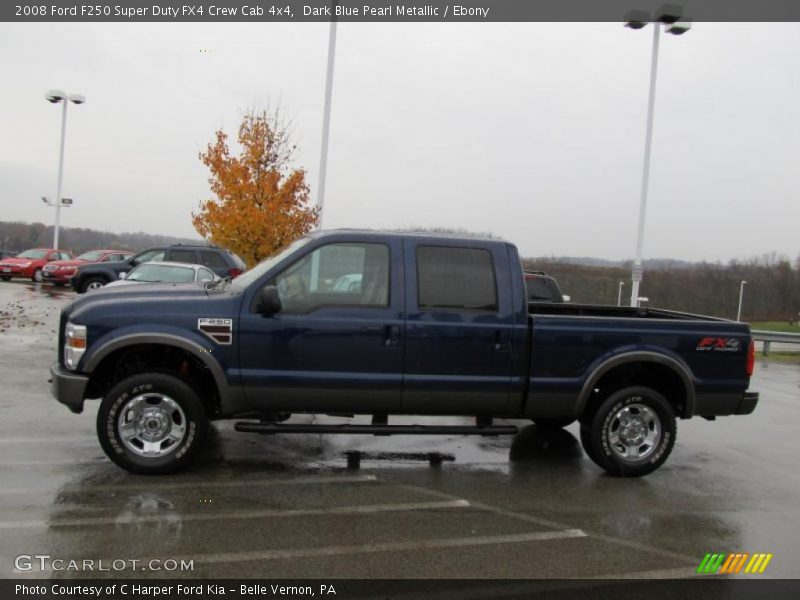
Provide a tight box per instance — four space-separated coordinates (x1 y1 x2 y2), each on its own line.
198 318 233 345
696 337 741 352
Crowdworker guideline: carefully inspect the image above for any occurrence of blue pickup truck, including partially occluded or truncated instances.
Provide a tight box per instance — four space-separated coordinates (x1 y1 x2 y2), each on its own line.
50 230 758 477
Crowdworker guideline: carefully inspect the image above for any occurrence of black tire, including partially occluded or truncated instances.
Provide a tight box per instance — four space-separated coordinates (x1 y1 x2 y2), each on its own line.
0 275 10 282
580 423 610 470
97 373 208 474
581 386 676 477
81 276 107 293
532 417 576 429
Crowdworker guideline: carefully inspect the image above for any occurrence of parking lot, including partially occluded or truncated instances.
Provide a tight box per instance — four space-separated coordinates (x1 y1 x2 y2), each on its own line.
0 280 798 580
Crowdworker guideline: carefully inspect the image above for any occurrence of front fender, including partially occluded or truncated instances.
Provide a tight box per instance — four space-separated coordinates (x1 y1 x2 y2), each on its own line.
81 326 232 407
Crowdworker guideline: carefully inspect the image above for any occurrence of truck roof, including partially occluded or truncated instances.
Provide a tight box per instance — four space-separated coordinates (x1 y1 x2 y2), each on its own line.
310 228 508 246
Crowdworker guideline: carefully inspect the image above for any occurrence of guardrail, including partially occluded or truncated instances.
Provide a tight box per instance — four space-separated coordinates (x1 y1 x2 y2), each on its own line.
751 330 800 355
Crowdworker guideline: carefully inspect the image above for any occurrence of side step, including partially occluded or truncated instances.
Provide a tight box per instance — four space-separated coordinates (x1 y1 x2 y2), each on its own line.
233 422 519 436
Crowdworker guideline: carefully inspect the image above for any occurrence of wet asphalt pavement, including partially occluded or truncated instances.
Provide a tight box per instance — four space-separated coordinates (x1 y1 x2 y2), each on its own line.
0 280 798 580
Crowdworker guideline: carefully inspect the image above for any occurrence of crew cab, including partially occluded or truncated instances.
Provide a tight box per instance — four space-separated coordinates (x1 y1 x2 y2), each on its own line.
50 230 759 476
70 244 245 293
0 248 72 282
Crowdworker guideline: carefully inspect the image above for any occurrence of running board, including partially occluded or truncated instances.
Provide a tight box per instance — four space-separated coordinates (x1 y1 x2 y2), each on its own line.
233 422 519 436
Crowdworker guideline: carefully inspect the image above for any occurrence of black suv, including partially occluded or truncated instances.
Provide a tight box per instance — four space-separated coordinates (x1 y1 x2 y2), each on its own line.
70 244 246 293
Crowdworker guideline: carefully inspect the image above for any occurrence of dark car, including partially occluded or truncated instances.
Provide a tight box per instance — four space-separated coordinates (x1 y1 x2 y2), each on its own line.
524 271 567 303
70 244 246 293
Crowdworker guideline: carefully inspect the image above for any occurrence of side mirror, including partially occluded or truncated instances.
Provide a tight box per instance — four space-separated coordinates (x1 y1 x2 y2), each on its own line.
256 285 282 315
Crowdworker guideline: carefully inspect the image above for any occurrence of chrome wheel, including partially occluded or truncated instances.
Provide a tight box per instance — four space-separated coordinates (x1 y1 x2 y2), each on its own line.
607 403 661 462
33 269 43 282
117 393 187 458
86 281 104 291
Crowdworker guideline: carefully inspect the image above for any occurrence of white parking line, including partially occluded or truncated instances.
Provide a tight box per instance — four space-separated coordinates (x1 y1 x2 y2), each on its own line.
0 499 470 530
0 437 96 444
0 459 105 467
395 481 698 564
0 474 378 495
588 566 708 579
175 529 588 564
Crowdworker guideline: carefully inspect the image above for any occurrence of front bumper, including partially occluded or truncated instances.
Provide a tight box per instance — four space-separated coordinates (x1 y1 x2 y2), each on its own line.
50 362 89 414
42 271 73 283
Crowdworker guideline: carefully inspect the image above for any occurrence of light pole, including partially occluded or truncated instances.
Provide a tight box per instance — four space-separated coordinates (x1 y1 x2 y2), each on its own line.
624 6 691 307
316 0 338 229
617 281 625 306
737 280 747 321
46 90 85 250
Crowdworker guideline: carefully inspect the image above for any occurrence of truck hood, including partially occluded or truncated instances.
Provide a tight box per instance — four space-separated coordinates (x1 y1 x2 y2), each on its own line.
63 283 236 323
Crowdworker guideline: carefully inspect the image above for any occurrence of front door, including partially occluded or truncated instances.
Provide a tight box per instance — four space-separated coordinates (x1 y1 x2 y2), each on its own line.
238 237 404 413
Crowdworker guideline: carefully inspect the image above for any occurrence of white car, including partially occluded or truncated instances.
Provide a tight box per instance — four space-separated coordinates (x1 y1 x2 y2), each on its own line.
104 261 218 288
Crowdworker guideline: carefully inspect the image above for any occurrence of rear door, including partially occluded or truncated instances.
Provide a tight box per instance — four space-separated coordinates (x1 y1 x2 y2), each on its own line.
238 236 405 413
402 239 516 414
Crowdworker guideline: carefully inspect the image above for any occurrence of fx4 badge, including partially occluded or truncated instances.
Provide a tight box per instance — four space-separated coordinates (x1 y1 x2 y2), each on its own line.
198 318 232 346
696 337 741 352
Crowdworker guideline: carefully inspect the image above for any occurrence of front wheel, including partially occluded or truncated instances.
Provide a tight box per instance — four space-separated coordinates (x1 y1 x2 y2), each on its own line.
97 373 208 474
581 386 676 477
81 276 107 293
32 268 43 283
0 275 10 282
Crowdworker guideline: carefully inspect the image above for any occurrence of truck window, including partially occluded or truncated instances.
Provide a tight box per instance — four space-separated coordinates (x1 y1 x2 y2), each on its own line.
416 246 497 311
273 243 389 313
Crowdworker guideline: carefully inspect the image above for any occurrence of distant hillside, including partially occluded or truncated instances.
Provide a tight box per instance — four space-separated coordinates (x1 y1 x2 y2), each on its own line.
0 221 202 256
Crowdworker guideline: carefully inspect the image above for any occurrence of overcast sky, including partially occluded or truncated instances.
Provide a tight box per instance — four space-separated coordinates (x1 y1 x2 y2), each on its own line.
0 22 797 261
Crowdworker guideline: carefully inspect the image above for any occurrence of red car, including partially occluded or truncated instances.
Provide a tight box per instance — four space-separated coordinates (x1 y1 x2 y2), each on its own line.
42 249 134 286
0 248 72 282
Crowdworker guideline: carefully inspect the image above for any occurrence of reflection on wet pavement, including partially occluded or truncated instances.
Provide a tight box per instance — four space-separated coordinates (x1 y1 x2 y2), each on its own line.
0 280 798 578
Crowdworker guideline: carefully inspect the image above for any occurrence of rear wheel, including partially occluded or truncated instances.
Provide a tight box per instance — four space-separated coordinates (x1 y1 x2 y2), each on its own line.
0 275 10 282
581 386 676 477
532 417 576 429
97 372 208 474
81 276 107 293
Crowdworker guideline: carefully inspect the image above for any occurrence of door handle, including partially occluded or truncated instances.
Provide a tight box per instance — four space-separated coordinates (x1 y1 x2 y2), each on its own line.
494 330 505 351
385 325 401 347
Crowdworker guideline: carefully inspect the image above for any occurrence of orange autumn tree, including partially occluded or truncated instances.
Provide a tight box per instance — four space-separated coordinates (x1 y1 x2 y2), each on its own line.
192 110 318 267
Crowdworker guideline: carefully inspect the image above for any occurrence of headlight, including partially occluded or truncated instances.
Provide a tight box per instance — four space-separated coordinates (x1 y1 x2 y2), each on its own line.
64 322 87 370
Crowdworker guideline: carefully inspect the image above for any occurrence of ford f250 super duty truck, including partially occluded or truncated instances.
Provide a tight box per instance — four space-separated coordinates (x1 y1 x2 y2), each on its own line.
50 230 759 476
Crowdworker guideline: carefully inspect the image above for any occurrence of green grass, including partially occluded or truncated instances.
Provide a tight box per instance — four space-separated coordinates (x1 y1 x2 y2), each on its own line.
749 321 800 333
757 352 800 365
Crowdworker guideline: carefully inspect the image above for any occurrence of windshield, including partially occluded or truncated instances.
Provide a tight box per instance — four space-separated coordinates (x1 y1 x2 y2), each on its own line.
229 237 311 291
128 263 195 283
76 250 108 261
17 249 49 259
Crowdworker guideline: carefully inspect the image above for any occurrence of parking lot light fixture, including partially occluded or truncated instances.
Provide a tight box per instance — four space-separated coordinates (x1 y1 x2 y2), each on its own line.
625 5 691 307
618 281 625 306
45 89 85 249
737 280 747 321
